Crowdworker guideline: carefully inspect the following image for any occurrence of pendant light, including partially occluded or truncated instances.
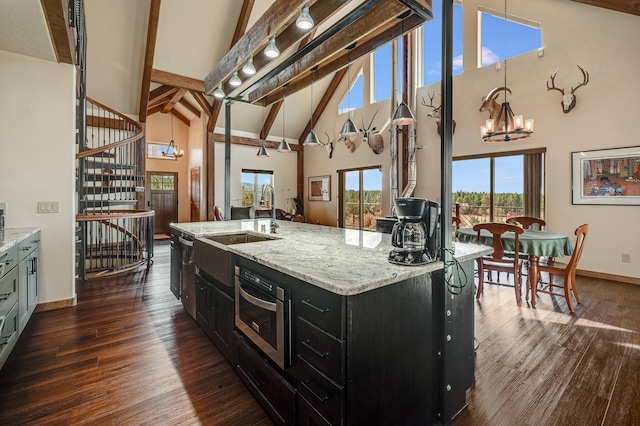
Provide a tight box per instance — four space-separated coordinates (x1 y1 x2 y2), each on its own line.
303 68 320 146
296 4 314 30
278 87 292 153
264 35 280 58
480 0 534 142
213 84 225 99
229 71 242 87
257 106 270 157
339 46 359 139
242 55 256 76
163 114 184 159
391 15 416 126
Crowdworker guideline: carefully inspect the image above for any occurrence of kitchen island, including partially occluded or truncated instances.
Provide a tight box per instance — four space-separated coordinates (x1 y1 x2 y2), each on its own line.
171 219 489 425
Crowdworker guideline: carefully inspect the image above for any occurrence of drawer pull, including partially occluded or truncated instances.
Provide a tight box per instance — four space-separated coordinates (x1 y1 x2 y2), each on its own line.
0 331 16 346
21 246 32 251
0 293 12 301
302 339 329 359
303 379 330 403
0 315 4 332
5 259 15 265
247 369 266 388
0 252 7 261
301 299 329 314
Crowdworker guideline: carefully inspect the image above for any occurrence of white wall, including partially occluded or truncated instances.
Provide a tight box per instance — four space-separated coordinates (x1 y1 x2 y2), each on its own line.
214 140 299 216
0 50 76 304
311 0 640 279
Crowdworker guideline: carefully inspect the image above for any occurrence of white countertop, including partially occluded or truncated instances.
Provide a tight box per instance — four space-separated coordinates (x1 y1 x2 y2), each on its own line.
171 220 490 296
0 227 41 252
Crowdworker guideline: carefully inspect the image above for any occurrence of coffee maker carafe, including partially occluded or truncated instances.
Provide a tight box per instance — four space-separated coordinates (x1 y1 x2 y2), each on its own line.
389 197 440 266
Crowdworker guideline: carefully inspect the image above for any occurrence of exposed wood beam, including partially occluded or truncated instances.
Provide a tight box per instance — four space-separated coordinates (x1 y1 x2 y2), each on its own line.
147 104 164 117
138 0 161 122
212 133 302 151
162 88 187 113
190 90 212 117
206 0 255 133
149 85 177 105
298 28 318 50
570 0 640 16
205 0 355 95
298 68 348 144
171 109 190 127
249 1 405 104
87 116 126 130
41 0 76 64
179 98 202 119
151 69 205 92
260 14 424 106
260 100 283 140
232 0 255 46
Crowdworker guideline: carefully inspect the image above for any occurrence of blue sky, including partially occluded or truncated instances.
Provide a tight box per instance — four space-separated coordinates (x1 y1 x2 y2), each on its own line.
453 155 524 193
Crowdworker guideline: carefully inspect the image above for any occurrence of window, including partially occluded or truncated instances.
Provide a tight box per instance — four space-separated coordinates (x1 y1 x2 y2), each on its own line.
423 0 463 86
241 170 273 208
150 174 175 191
452 150 545 227
147 142 178 160
479 10 541 67
338 70 364 115
373 43 391 102
338 166 383 231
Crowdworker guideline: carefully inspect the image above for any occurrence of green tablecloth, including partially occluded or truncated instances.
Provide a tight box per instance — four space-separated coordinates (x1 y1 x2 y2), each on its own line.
456 228 574 258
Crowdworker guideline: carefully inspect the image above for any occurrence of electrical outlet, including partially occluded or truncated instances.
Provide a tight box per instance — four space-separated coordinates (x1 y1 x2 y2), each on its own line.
0 202 6 214
622 253 631 263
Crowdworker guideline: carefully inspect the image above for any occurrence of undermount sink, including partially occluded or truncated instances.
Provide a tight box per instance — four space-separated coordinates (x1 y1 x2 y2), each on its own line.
204 232 280 246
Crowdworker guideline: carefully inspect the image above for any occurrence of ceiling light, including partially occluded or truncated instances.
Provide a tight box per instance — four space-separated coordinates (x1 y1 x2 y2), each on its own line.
264 36 279 58
296 4 314 30
392 101 416 125
257 142 270 157
303 69 321 146
242 55 256 76
339 48 360 138
213 84 225 99
229 71 242 87
279 87 291 153
162 114 184 159
340 118 359 138
479 0 533 142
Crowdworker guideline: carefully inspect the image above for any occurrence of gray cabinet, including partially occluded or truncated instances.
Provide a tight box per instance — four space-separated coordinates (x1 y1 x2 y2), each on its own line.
0 230 40 370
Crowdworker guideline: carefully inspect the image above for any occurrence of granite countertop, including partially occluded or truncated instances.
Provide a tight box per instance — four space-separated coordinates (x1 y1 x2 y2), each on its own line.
0 227 41 252
171 220 490 296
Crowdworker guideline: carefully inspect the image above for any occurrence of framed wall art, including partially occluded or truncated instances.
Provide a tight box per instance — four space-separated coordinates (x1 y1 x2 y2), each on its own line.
571 146 640 205
308 175 331 201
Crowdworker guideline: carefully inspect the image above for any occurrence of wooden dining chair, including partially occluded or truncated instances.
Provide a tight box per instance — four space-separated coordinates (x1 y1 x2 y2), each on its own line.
506 216 546 230
534 224 588 313
473 222 524 306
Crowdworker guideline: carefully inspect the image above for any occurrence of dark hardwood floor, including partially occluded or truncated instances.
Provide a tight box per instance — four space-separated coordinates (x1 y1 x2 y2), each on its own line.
1 241 639 425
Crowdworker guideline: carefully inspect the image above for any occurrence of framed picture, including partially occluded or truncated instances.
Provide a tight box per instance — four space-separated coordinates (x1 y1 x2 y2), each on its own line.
571 146 640 205
308 175 331 201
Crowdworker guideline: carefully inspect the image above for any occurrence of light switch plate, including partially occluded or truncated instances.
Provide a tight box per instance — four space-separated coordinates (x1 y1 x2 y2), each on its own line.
37 201 60 214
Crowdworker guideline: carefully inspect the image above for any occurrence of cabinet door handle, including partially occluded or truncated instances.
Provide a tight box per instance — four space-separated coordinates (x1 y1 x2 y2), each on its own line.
5 259 15 265
0 315 5 332
301 299 329 314
302 339 329 359
0 293 12 301
21 246 32 251
247 369 266 388
0 252 7 261
303 379 330 403
0 331 16 346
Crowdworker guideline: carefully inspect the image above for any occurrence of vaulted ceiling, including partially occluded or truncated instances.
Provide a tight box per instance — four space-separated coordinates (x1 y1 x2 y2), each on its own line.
0 0 638 140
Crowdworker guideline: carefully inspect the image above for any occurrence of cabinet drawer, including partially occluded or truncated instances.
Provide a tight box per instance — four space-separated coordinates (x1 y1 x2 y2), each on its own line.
0 266 19 316
297 317 344 385
0 245 18 279
297 355 344 426
18 232 40 262
296 284 343 339
298 395 332 426
237 334 296 425
0 301 19 368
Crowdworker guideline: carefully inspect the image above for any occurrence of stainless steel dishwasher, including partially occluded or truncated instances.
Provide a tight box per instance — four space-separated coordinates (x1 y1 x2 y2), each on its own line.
178 235 196 319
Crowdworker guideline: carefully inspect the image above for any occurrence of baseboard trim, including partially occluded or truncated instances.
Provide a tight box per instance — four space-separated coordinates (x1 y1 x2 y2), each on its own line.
577 269 640 286
35 295 78 312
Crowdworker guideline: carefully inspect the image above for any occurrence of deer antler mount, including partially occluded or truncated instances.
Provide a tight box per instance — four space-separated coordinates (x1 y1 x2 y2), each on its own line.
547 65 589 114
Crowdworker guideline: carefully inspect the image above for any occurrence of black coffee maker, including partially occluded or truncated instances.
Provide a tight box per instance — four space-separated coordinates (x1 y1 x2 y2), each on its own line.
389 197 441 266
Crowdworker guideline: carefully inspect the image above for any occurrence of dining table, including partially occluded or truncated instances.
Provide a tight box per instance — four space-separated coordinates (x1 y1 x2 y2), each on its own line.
456 227 574 307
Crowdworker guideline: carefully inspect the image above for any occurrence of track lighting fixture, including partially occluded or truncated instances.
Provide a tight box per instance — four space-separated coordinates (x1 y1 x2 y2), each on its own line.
296 4 314 30
213 84 225 99
229 71 242 87
242 55 256 76
264 35 280 58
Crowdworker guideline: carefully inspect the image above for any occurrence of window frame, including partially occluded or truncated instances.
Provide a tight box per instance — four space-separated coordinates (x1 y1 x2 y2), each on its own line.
241 169 274 208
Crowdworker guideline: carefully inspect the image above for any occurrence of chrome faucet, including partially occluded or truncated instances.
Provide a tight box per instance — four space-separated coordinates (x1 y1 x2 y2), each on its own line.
260 184 279 233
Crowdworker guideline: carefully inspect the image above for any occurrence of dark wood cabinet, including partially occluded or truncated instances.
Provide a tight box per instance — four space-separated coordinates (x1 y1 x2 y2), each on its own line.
195 269 236 365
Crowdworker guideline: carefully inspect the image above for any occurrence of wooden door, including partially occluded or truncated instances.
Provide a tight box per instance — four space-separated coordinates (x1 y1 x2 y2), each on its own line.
148 172 178 234
190 167 201 222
